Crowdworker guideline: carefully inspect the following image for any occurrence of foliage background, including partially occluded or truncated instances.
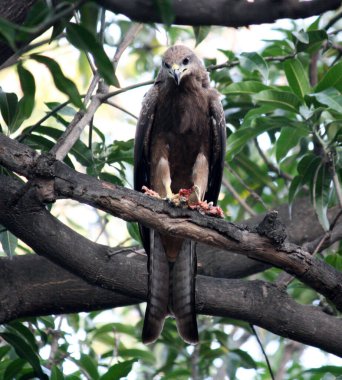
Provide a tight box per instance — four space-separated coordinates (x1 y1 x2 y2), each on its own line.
0 1 341 379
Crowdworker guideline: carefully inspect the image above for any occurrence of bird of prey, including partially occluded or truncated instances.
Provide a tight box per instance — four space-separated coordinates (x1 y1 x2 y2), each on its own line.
134 45 226 344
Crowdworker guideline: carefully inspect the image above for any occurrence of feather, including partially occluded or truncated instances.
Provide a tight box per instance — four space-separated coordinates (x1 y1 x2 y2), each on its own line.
134 45 226 344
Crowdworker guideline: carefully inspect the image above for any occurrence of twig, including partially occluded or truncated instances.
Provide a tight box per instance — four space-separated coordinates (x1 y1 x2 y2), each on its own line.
104 100 138 119
221 177 256 216
207 52 296 72
46 316 64 369
50 24 144 161
84 74 101 106
0 36 65 70
99 80 155 102
112 23 143 70
50 93 102 160
274 341 304 380
17 101 70 143
276 210 342 288
277 232 329 288
254 139 293 182
250 324 275 380
309 51 319 87
324 9 342 31
225 163 268 210
73 11 97 74
190 343 200 380
333 171 342 208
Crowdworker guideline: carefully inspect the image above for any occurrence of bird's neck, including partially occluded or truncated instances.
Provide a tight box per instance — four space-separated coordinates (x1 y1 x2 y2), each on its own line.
163 77 203 95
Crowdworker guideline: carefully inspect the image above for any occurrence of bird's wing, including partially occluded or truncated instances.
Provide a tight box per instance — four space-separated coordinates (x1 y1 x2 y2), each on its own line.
134 84 159 254
206 94 226 205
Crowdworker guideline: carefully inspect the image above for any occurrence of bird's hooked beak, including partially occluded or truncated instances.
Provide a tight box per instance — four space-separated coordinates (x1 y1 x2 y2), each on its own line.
171 63 181 85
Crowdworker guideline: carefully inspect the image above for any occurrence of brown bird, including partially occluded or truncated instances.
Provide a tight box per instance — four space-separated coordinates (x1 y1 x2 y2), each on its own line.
134 45 226 344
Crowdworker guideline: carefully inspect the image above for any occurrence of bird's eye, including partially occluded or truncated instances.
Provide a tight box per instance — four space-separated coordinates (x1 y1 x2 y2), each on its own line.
164 62 171 69
182 57 190 65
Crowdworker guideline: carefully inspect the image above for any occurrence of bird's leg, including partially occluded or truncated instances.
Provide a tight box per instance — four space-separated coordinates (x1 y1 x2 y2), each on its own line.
146 156 178 202
191 152 208 203
190 153 224 217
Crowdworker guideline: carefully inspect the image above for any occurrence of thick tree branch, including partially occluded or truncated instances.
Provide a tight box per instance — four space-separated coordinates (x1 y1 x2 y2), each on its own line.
0 0 339 70
0 255 341 357
0 135 341 311
97 0 341 27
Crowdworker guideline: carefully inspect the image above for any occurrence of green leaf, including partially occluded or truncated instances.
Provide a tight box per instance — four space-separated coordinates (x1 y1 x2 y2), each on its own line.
154 0 175 25
0 17 17 50
107 139 134 165
98 172 123 186
17 63 36 119
229 116 307 161
92 323 136 338
0 346 11 360
0 90 18 129
3 358 26 380
312 163 331 231
242 105 274 126
77 354 99 380
227 126 267 161
100 359 137 380
288 175 303 206
51 366 65 380
127 222 141 244
223 81 270 95
31 54 83 108
0 229 18 257
311 89 342 114
163 368 191 379
297 153 321 182
276 126 308 162
315 60 342 93
119 348 155 364
284 58 310 98
303 365 342 376
66 23 118 87
193 26 211 46
217 49 235 61
21 0 49 28
239 52 268 81
80 2 100 34
325 254 342 271
230 349 257 369
22 126 93 166
307 16 321 31
0 332 46 379
235 154 277 191
50 20 67 43
7 321 39 353
292 30 309 44
253 89 302 113
295 30 327 54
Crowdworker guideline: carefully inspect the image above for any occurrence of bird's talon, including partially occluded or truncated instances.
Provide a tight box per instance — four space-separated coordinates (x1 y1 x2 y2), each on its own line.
142 186 161 198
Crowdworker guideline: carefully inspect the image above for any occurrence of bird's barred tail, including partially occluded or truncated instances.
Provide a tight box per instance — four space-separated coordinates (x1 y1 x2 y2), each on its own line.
170 240 199 344
142 231 169 344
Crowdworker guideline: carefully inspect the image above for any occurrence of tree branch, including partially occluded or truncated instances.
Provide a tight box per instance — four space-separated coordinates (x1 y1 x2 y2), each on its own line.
97 0 341 27
0 254 341 357
0 135 341 311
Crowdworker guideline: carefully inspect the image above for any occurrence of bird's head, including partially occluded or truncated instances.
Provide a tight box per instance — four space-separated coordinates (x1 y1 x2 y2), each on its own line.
161 45 202 86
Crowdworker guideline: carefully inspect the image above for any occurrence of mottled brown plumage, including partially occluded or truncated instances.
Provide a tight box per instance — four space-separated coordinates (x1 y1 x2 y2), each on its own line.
134 45 226 344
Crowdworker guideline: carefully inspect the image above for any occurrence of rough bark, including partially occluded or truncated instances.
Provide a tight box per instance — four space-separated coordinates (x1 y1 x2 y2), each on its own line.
0 0 38 66
0 0 340 68
1 134 342 355
1 253 342 357
1 135 341 309
97 0 341 27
